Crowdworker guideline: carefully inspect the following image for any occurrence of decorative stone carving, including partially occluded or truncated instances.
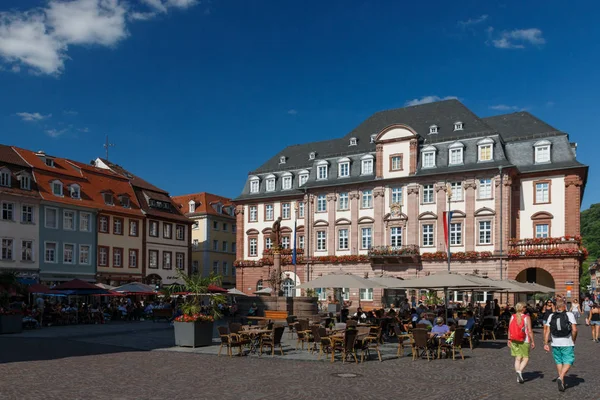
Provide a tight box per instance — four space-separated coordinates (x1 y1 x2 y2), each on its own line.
373 188 385 198
407 185 420 195
462 179 477 190
435 183 448 193
390 202 403 218
349 192 360 200
327 194 337 202
234 205 244 215
565 176 583 187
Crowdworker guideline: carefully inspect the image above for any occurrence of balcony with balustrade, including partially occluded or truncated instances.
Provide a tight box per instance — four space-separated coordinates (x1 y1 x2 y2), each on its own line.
368 245 421 264
507 236 587 259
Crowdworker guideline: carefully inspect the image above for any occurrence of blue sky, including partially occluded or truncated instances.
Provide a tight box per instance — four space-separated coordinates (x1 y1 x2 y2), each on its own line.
0 0 598 209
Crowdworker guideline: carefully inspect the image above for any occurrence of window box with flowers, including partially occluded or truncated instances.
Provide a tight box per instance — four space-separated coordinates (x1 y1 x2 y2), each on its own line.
420 251 493 262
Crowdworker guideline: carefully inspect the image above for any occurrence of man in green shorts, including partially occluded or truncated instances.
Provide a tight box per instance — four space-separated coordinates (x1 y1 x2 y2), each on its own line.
544 300 578 392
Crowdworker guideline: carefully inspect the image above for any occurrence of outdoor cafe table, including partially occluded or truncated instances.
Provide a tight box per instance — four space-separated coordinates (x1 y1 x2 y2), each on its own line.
240 327 272 353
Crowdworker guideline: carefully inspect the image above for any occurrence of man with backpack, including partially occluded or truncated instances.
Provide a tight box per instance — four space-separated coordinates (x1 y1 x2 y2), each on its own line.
544 300 578 392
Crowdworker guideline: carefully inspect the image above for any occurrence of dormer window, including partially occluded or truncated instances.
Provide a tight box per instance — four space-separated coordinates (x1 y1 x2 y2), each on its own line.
19 174 31 190
370 134 377 143
70 184 80 199
249 176 260 193
309 152 316 160
279 156 286 164
51 180 63 196
477 137 495 162
45 158 55 167
265 174 276 192
421 145 437 168
337 157 350 178
534 140 551 164
448 142 464 165
188 200 196 213
349 137 357 146
361 154 374 175
282 172 293 190
120 196 130 208
454 121 463 131
103 192 114 205
316 161 328 180
429 125 438 134
298 170 309 186
0 168 10 187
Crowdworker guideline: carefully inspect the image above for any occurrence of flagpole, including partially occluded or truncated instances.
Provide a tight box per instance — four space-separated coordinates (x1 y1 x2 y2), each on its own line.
446 182 453 321
293 203 298 298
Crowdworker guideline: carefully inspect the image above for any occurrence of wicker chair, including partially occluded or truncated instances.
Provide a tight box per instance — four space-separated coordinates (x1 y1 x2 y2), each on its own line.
393 325 413 358
311 325 332 359
482 318 496 341
217 326 231 356
438 328 466 360
260 326 285 356
295 319 313 350
412 328 434 361
229 332 251 357
331 329 359 363
362 326 382 362
286 315 298 338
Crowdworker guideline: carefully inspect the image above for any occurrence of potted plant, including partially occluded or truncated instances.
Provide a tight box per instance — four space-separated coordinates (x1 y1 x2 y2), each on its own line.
0 271 24 334
173 270 226 347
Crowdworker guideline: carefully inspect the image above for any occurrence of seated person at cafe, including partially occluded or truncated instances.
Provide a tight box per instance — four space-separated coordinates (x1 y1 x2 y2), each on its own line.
248 302 258 316
353 307 367 321
431 317 450 336
464 311 476 332
417 313 433 327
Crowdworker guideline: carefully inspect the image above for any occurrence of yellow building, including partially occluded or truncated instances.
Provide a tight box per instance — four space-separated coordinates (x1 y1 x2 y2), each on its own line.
171 193 236 288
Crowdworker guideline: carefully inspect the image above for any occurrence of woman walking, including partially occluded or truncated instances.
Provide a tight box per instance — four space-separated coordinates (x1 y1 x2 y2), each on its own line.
588 304 600 342
570 299 581 321
508 302 535 383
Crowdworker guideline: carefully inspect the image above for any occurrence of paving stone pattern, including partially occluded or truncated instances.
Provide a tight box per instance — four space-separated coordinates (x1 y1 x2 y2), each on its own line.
1 321 599 400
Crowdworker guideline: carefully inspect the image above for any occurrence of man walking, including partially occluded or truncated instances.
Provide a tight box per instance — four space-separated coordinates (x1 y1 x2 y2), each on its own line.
582 297 593 325
544 300 578 392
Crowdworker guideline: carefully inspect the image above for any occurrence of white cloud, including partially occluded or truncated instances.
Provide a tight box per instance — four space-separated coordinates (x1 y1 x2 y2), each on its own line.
404 95 458 107
45 128 67 138
0 0 198 75
489 104 519 111
491 28 545 49
458 15 488 28
287 109 298 115
16 112 52 121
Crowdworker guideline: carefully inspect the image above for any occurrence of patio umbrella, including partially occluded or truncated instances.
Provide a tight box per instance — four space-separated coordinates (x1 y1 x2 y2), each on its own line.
28 283 52 294
113 282 156 294
227 288 248 296
508 280 555 294
95 283 115 290
52 279 104 291
254 287 273 295
297 272 387 289
207 284 228 294
367 275 405 289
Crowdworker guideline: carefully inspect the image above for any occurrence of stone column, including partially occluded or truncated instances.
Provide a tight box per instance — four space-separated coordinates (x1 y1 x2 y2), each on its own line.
409 139 418 175
327 193 337 254
306 194 314 258
406 185 420 245
273 248 282 296
376 144 384 178
464 180 477 252
565 175 584 236
350 190 360 254
435 183 448 252
374 187 386 247
235 205 245 260
494 174 513 255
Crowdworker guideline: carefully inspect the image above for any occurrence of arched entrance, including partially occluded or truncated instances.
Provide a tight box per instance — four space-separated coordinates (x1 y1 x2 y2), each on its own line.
515 268 555 289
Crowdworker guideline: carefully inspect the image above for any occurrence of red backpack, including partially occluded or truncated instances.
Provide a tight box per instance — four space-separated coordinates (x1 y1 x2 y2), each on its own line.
509 315 527 342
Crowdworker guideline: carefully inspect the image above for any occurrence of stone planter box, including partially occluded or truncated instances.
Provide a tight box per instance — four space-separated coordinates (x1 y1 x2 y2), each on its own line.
0 314 23 334
174 321 213 347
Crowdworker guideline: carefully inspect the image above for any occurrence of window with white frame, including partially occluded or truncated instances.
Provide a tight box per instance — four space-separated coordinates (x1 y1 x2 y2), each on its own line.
112 248 123 267
362 190 373 208
52 181 63 196
79 245 90 265
298 202 305 218
20 175 31 190
450 182 463 201
249 238 258 256
342 288 350 301
120 196 130 208
309 152 316 160
176 253 185 269
422 224 434 246
45 207 57 228
535 182 550 203
282 174 292 190
70 185 80 199
299 173 309 186
20 205 33 223
0 168 10 187
149 220 159 237
349 137 357 146
454 121 463 131
99 216 109 233
422 184 434 204
317 195 327 212
450 223 462 245
338 229 349 250
338 193 349 210
115 218 124 235
256 279 264 291
266 177 275 192
479 221 492 244
361 157 373 175
429 125 438 134
250 178 259 193
265 237 272 250
21 240 33 261
338 158 350 177
63 210 75 230
315 288 327 301
390 155 402 171
148 250 158 269
360 288 373 301
282 236 290 249
479 179 492 199
298 235 305 249
249 205 258 222
45 242 57 263
1 202 14 221
282 203 291 219
63 244 75 264
390 227 402 247
422 151 435 168
534 141 551 163
317 164 328 180
361 227 372 249
391 187 402 204
279 156 286 164
478 139 493 161
265 204 274 220
163 252 171 269
449 147 463 165
80 212 91 232
316 231 326 251
535 224 549 238
1 238 13 260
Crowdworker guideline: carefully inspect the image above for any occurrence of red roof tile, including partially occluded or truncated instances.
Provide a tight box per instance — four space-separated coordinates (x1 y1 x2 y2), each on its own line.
171 192 235 218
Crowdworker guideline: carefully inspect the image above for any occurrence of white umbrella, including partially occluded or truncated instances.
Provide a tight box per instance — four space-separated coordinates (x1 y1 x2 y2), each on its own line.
227 288 248 296
397 272 505 290
368 275 405 289
254 287 273 295
297 272 386 289
95 283 115 290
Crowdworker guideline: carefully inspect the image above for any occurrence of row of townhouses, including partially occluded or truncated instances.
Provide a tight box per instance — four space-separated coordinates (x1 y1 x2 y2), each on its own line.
233 100 588 306
0 145 191 286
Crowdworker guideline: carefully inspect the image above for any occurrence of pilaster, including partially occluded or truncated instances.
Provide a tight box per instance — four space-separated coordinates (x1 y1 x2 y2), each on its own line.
406 185 419 245
464 179 477 251
350 191 360 254
435 183 448 251
373 187 385 246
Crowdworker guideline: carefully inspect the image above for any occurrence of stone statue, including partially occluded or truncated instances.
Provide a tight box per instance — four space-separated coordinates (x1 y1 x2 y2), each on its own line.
270 217 282 249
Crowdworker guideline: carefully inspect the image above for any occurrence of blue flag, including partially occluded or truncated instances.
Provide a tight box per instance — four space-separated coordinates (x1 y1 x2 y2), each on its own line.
292 220 297 265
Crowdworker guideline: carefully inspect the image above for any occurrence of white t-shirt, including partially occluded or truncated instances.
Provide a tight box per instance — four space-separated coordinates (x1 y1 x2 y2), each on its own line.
545 312 577 347
583 300 593 311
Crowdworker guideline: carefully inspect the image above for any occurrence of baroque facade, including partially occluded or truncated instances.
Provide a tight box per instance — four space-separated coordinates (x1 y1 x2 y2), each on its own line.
234 100 588 307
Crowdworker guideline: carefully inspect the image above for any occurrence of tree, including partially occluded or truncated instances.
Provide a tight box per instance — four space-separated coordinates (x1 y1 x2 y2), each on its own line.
580 203 600 291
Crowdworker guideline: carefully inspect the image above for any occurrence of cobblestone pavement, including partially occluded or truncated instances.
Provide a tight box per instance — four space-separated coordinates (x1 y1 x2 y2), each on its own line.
1 321 599 400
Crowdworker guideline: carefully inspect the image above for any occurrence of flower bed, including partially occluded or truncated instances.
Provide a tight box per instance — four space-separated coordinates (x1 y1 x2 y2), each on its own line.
421 251 493 261
368 245 420 257
509 236 582 246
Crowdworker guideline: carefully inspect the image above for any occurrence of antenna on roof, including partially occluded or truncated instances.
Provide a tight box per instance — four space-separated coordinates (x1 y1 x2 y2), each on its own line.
104 135 115 161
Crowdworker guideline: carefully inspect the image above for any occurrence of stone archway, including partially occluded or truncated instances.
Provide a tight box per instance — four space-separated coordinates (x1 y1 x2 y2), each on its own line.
515 267 555 289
